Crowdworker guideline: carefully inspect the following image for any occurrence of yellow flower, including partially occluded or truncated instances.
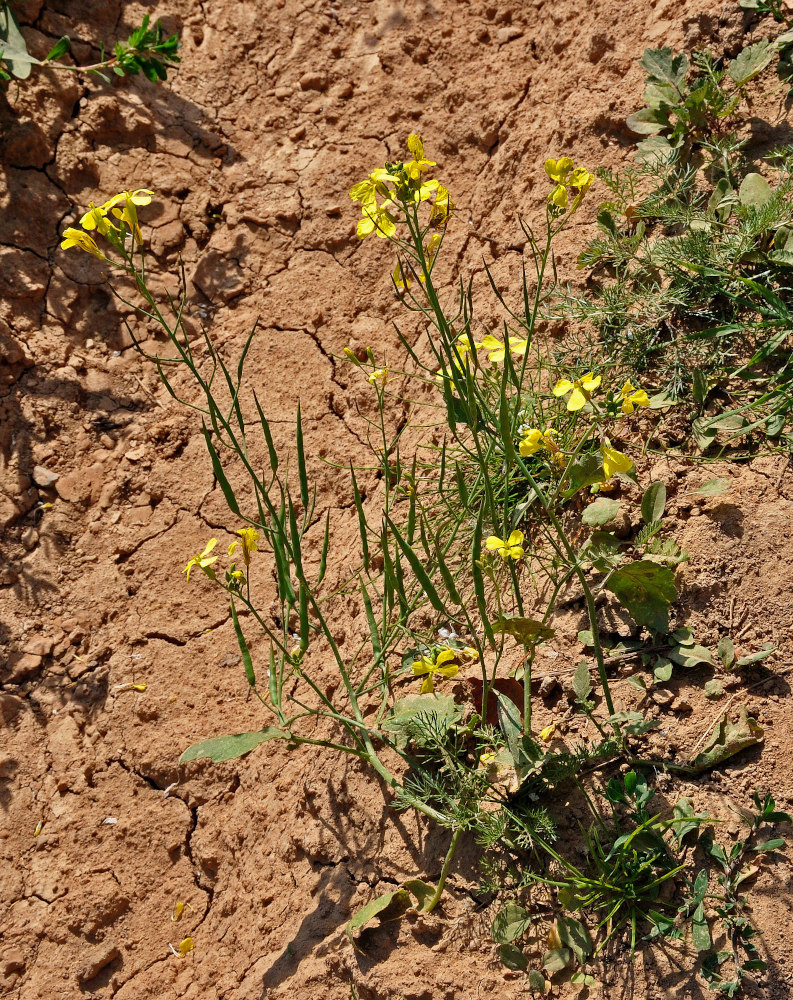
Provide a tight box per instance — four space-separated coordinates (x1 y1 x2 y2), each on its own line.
619 380 650 414
476 333 529 364
80 203 120 236
59 227 108 260
485 530 525 561
412 176 439 204
406 132 436 181
357 204 397 240
552 371 601 411
539 723 556 742
349 168 398 208
183 538 219 582
544 158 593 212
429 184 454 226
368 367 389 386
111 192 143 243
228 527 259 566
518 427 556 458
412 648 458 694
425 231 442 265
600 440 634 480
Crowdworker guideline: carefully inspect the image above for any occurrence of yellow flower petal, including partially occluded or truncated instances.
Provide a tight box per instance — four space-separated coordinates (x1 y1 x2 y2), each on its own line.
566 386 588 411
601 442 634 480
552 378 574 397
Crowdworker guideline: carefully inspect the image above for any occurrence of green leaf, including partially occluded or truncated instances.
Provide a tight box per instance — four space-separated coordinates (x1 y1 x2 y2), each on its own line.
528 969 547 992
729 40 774 87
491 902 534 944
640 47 688 89
578 630 594 647
608 710 660 736
500 943 528 971
636 134 676 165
707 178 735 223
573 660 593 703
689 706 763 772
770 248 793 266
0 5 38 79
641 482 667 525
230 598 255 687
496 690 523 765
45 35 71 62
570 972 596 987
644 80 679 108
381 694 464 748
692 902 712 952
346 889 412 945
669 643 716 668
653 658 673 683
752 838 785 853
626 107 667 135
563 453 604 496
180 727 287 763
704 679 724 700
738 171 773 209
605 560 677 634
202 427 240 515
690 477 731 498
582 497 621 526
718 635 736 669
558 916 593 964
403 878 436 913
494 616 555 647
542 947 572 973
672 799 706 845
735 644 775 667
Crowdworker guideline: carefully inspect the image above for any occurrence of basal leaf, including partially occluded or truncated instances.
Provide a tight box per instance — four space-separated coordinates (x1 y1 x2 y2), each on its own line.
491 901 534 944
346 889 412 946
640 46 688 89
689 706 763 773
494 616 555 647
641 482 667 525
542 947 572 973
582 497 621 526
738 171 773 209
573 660 593 703
403 878 436 913
669 643 715 668
0 5 38 79
729 40 774 87
500 943 528 971
626 107 667 135
558 916 593 964
180 727 287 763
528 969 547 992
605 560 677 634
692 902 712 952
381 693 464 748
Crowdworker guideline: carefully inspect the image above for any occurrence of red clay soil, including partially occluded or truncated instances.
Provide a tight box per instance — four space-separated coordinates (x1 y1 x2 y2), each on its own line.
1 1 793 998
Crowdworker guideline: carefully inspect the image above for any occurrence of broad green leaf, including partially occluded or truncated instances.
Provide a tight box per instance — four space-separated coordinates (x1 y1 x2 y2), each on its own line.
563 453 604 496
704 679 724 700
494 616 555 647
45 35 71 62
180 727 287 763
771 249 793 266
582 497 621 526
644 80 679 108
496 690 523 765
669 643 715 668
640 47 688 89
641 482 666 525
752 838 785 853
542 947 572 973
346 889 412 945
403 879 436 913
692 902 711 952
729 40 774 87
0 5 37 79
636 135 676 165
578 630 594 647
500 943 528 971
605 560 677 634
571 972 596 986
626 107 667 135
653 658 673 683
491 902 534 944
528 969 547 992
573 660 593 703
608 710 660 736
558 916 593 964
691 477 730 498
738 171 773 209
689 706 763 772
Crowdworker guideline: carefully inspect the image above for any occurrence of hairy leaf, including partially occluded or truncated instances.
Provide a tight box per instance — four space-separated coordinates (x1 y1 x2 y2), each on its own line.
689 706 763 772
180 727 287 763
605 560 677 634
346 889 412 945
582 497 621 526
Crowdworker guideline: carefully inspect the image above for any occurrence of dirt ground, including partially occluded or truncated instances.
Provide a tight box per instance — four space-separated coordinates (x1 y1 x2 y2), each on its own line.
2 1 793 998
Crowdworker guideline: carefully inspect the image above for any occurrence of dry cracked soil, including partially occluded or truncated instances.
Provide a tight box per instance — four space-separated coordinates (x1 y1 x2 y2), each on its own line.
1 1 793 998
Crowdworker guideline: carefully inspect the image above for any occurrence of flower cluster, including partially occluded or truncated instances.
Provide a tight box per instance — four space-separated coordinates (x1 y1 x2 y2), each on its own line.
545 158 594 213
485 530 525 561
60 188 154 259
349 134 454 242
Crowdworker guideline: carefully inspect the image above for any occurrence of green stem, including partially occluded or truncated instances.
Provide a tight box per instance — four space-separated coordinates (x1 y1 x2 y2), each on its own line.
424 827 463 913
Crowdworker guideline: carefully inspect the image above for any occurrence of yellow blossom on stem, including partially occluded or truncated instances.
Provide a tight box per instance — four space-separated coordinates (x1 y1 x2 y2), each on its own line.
349 168 398 208
406 132 436 182
519 426 557 458
429 184 454 226
539 722 556 742
425 231 442 265
111 192 143 243
228 527 260 566
368 367 389 386
619 380 650 414
183 538 218 582
552 371 601 411
357 204 397 240
485 530 525 561
600 439 634 480
544 157 593 212
59 228 108 260
411 648 458 694
476 333 529 364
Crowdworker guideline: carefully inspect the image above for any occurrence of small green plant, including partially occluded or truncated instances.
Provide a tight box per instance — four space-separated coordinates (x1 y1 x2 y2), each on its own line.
0 7 179 86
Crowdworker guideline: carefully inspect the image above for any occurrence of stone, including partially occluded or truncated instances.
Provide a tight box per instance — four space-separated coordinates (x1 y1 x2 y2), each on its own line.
77 944 120 983
0 693 24 723
2 652 42 684
192 250 247 304
32 465 59 488
1 948 26 975
539 675 559 699
21 527 38 551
